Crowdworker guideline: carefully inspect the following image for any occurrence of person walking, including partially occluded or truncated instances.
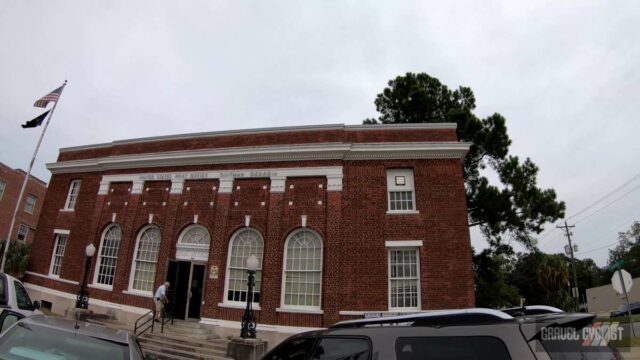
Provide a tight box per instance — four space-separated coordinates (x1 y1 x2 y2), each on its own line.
154 282 170 322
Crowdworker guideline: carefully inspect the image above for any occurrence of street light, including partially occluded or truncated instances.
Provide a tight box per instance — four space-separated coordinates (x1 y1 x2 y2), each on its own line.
76 243 95 309
240 254 258 338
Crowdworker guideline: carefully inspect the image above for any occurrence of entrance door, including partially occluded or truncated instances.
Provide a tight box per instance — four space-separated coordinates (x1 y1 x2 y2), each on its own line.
187 264 205 319
166 260 205 320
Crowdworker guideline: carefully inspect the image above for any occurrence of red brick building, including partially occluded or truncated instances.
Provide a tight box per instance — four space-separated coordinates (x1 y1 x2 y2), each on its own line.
25 123 474 335
0 162 47 245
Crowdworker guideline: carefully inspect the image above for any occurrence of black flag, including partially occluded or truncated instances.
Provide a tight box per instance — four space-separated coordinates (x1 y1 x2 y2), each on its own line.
22 110 51 128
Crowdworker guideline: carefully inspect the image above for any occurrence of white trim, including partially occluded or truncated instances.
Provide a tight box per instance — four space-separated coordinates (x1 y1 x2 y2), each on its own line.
63 179 81 210
386 210 420 215
385 240 424 248
58 123 458 152
24 283 150 315
128 225 161 293
217 302 262 311
276 307 324 315
47 142 470 174
48 233 69 277
25 271 79 285
93 224 121 288
122 290 153 298
176 224 211 262
388 247 421 311
280 228 323 311
88 284 113 291
58 209 75 213
223 228 264 308
199 317 322 334
53 229 70 235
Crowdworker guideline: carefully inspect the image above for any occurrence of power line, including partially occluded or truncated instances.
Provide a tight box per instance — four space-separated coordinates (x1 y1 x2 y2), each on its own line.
575 241 619 256
572 183 640 225
567 169 640 220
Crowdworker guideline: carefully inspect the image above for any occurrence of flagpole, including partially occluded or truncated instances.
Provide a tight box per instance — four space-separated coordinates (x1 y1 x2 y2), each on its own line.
1 80 68 273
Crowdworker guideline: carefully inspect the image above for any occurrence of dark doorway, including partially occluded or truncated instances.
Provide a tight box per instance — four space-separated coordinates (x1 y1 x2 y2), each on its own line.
166 260 206 320
187 264 205 319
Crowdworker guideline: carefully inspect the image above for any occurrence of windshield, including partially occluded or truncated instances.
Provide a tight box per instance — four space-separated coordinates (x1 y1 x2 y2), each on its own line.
0 322 129 360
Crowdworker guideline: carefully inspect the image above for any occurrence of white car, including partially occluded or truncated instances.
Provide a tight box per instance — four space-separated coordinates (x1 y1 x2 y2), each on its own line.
0 273 41 319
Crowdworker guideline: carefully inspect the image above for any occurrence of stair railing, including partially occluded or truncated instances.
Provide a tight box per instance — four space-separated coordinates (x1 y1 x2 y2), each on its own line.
134 309 155 336
160 301 174 333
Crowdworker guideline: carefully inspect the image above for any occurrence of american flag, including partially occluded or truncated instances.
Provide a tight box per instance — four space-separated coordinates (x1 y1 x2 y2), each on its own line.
33 85 64 108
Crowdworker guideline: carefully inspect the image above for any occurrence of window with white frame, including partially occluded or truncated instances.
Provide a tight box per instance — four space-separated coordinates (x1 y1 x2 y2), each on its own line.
24 195 37 214
130 226 161 292
179 225 210 245
64 180 81 210
16 224 29 242
0 179 5 200
94 224 121 287
282 229 323 309
388 247 420 310
386 169 416 212
225 229 264 304
49 233 69 276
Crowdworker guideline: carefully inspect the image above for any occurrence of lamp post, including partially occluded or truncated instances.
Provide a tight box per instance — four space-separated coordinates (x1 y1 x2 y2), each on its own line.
240 254 258 338
76 244 95 309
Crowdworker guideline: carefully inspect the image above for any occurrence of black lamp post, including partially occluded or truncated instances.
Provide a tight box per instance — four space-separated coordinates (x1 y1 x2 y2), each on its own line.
240 254 258 338
76 243 96 309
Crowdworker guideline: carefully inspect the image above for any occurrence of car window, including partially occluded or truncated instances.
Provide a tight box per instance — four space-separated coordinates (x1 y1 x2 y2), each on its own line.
396 336 511 360
310 337 371 360
541 338 618 360
13 281 33 310
0 314 21 334
265 337 315 360
0 322 129 360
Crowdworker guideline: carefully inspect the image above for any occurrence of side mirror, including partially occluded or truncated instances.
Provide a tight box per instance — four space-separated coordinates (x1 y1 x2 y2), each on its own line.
33 301 41 310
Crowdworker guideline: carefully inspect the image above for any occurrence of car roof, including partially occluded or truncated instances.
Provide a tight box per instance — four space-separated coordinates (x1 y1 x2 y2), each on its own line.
19 315 131 344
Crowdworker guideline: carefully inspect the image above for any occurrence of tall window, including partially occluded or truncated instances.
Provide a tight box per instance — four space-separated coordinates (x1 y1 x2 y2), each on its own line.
225 229 264 304
130 226 161 292
94 224 121 287
282 229 323 309
389 248 420 310
386 169 416 212
0 179 5 200
64 180 81 210
49 233 68 276
16 224 29 242
24 195 37 214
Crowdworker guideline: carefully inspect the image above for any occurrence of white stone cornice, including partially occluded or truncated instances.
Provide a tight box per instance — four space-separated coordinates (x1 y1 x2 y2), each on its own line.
47 142 470 174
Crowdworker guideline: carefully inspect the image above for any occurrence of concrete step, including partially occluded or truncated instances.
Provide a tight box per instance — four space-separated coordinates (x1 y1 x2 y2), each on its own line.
140 332 228 353
142 346 233 360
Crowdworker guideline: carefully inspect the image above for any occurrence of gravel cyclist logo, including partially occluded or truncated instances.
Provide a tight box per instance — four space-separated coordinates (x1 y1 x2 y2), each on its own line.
540 322 623 346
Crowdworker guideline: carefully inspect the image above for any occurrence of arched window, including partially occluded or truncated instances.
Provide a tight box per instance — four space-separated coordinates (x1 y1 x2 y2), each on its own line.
94 224 121 287
282 229 323 309
179 226 210 245
225 229 264 304
176 225 210 262
129 226 161 293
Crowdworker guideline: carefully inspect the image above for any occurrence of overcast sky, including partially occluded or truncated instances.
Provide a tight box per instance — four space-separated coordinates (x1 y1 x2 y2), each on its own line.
1 1 639 266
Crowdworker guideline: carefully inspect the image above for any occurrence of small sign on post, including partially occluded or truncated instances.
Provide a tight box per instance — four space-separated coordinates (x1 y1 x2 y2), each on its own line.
610 265 635 337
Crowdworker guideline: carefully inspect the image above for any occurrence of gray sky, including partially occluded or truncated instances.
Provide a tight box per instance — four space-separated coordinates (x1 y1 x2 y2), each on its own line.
1 1 639 266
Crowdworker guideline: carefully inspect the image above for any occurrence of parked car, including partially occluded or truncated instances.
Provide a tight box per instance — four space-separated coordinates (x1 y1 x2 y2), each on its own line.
0 312 155 360
0 273 41 318
610 301 640 318
263 308 623 360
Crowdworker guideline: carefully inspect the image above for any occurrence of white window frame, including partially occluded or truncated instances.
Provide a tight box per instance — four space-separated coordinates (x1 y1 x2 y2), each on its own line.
128 225 161 295
24 195 37 214
386 169 418 214
0 179 6 201
279 229 323 312
386 240 423 311
63 179 81 210
16 224 29 243
223 228 264 307
49 230 70 277
92 224 122 290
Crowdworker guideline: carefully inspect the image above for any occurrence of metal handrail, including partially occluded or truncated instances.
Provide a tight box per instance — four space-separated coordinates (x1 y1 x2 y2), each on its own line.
134 309 155 336
160 302 174 333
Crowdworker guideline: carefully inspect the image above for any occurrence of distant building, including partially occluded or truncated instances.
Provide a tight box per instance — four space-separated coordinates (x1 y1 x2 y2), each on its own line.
25 123 474 339
0 163 47 245
586 278 640 314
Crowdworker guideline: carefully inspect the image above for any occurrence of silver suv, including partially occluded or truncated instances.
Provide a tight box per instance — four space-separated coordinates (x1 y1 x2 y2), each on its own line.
263 308 624 360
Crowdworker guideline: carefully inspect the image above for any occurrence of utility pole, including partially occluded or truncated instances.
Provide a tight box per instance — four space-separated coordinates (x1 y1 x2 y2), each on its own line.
557 221 579 305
